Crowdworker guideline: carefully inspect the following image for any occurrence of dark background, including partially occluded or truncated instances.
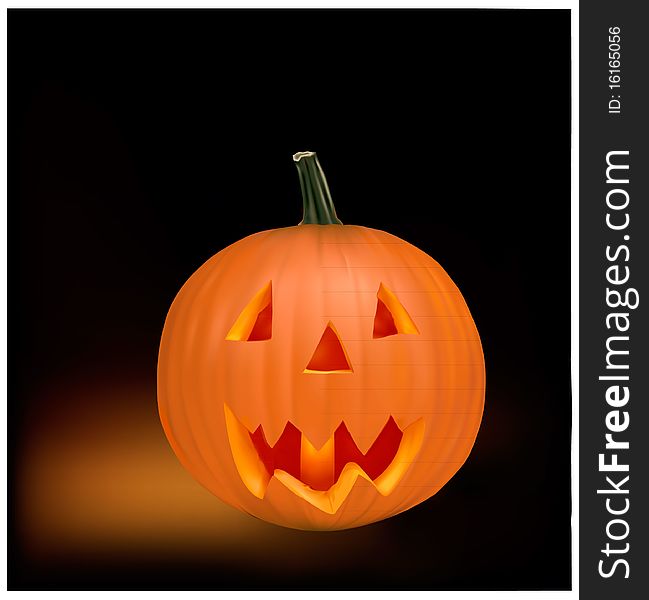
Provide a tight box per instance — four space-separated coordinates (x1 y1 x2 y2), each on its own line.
9 9 571 591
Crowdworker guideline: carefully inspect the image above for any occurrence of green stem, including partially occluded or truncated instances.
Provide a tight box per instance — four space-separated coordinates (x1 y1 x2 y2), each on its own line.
293 151 343 225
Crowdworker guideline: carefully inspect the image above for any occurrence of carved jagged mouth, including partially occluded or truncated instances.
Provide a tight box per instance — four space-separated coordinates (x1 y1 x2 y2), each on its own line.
224 403 425 514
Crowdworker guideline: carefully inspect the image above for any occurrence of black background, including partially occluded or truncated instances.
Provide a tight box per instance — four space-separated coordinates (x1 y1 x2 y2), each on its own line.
9 9 571 590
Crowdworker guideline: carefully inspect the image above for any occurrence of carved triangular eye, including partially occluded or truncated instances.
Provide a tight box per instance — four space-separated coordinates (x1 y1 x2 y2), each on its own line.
226 281 272 341
373 282 419 338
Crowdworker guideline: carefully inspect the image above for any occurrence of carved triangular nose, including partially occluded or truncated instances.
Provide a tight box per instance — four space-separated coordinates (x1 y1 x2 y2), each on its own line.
304 322 353 373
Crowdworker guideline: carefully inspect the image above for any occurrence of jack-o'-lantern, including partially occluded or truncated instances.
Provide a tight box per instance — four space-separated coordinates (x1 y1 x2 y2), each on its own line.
157 151 485 530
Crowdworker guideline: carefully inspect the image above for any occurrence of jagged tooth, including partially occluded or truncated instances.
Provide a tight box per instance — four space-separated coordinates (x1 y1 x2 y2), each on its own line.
300 434 334 491
327 463 374 513
263 412 291 448
273 470 333 513
271 419 427 513
373 418 425 496
239 418 262 436
233 410 260 436
223 403 270 498
298 415 338 452
344 413 393 455
274 463 373 515
391 413 420 433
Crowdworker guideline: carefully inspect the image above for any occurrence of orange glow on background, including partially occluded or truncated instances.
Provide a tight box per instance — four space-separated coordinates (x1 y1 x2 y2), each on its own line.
16 374 383 572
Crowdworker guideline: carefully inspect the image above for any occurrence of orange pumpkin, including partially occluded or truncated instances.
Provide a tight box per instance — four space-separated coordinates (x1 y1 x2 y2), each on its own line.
157 151 485 530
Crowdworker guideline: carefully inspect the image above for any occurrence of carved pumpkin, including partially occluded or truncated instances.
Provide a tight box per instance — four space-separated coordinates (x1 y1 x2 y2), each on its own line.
157 152 485 530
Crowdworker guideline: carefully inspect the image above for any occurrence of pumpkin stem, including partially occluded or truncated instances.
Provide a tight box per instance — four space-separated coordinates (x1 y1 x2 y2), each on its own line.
293 151 343 225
